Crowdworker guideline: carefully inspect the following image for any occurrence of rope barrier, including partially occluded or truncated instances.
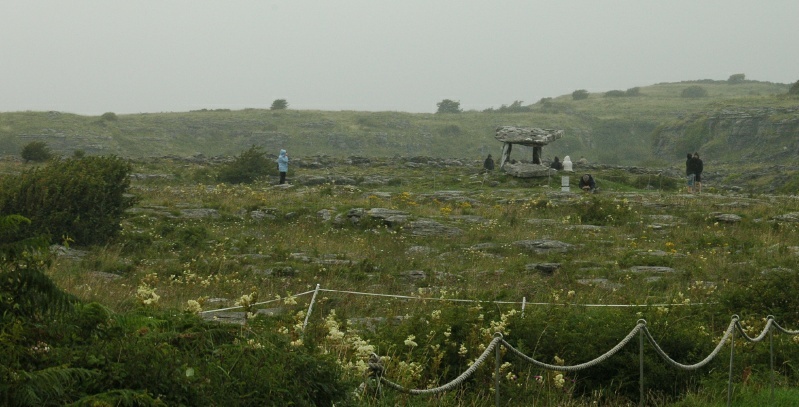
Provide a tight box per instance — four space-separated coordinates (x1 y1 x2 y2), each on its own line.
643 317 737 370
198 285 710 315
198 289 316 314
195 283 798 404
375 315 799 403
380 335 504 395
501 322 645 372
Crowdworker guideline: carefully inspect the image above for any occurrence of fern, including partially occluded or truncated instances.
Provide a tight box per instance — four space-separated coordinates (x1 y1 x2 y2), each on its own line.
3 366 97 406
0 267 76 320
68 389 167 407
0 214 49 263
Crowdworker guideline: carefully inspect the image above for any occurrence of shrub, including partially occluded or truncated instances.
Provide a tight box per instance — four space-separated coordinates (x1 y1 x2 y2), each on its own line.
727 73 745 84
788 80 799 95
20 141 52 162
100 112 118 121
496 100 531 112
271 99 288 110
572 89 589 100
217 145 273 184
436 99 462 114
604 90 626 98
681 85 708 98
626 87 641 96
0 156 134 245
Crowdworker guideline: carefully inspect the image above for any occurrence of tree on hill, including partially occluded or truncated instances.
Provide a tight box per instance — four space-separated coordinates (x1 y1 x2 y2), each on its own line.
727 73 745 84
572 89 589 100
21 141 53 163
789 80 799 95
436 99 462 114
271 99 288 110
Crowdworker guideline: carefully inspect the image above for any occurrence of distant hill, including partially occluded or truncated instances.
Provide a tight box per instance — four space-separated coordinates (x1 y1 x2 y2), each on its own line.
1 79 796 171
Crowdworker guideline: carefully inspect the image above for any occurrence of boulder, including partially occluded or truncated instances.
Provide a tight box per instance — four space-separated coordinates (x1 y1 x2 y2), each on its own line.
502 162 556 178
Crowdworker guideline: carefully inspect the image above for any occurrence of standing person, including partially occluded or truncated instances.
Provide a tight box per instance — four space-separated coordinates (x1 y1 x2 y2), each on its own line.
686 153 695 193
550 156 563 170
563 156 573 172
483 154 495 172
692 152 703 193
277 149 289 184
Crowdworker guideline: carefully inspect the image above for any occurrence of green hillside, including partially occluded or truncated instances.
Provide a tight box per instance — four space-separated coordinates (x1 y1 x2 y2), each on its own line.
0 79 796 168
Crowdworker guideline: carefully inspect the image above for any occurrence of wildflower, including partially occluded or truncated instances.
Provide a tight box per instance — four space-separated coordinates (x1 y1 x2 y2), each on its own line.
246 339 264 350
554 373 566 388
184 299 202 314
458 343 468 356
404 335 418 348
136 283 160 306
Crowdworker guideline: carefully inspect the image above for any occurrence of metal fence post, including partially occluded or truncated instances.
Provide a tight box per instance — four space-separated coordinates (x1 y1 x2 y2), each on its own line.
302 283 321 333
639 325 645 407
769 321 775 403
495 335 502 407
727 323 736 407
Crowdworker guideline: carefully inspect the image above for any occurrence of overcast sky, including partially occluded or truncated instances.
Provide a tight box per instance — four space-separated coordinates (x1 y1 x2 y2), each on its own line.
1 1 796 115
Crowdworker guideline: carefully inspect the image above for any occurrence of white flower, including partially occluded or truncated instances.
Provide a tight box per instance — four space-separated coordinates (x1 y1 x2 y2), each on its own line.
184 300 202 314
404 335 418 347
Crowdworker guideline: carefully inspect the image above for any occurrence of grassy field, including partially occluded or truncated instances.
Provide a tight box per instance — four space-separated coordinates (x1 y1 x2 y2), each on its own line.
1 79 795 169
9 155 794 406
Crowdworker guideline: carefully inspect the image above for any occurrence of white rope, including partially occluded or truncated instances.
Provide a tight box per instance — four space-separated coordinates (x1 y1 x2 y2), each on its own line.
378 316 799 396
198 289 316 314
380 335 504 395
643 318 737 370
502 322 645 372
315 287 709 308
199 285 710 315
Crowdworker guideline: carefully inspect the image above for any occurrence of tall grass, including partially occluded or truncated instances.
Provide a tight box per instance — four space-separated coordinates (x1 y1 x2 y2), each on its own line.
21 156 799 405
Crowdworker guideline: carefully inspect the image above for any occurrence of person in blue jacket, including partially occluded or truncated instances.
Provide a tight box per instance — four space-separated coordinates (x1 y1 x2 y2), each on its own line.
277 149 289 184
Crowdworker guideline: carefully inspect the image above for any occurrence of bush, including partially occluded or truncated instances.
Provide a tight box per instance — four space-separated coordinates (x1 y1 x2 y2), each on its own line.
271 99 288 110
681 85 708 98
217 145 273 184
572 89 589 100
436 99 462 114
626 87 641 96
788 80 799 96
100 112 118 121
727 73 745 84
20 141 53 162
604 90 626 98
0 156 134 245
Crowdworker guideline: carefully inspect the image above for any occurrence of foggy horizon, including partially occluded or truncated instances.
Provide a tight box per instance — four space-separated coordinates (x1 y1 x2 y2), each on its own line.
2 1 796 116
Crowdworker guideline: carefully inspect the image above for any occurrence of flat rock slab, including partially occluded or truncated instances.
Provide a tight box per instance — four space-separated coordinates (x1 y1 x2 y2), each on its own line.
495 126 564 146
405 219 463 237
502 162 556 178
714 213 742 223
626 266 677 273
512 239 573 254
772 212 799 222
525 263 561 274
